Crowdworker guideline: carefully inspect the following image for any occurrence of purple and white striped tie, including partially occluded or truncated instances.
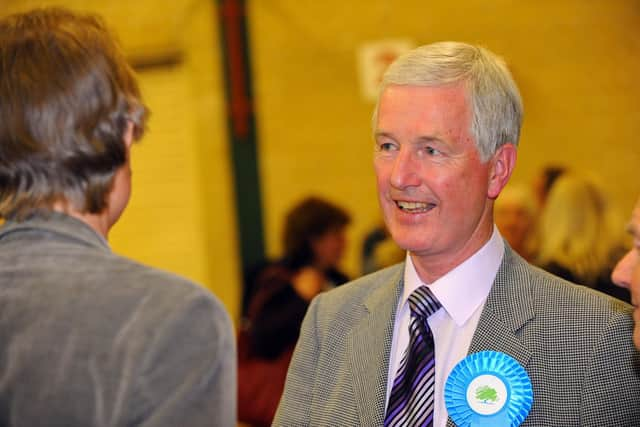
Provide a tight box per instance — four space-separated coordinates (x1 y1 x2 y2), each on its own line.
384 286 441 427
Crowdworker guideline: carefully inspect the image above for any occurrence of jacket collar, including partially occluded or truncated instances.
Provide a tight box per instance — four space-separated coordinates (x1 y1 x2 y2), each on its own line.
348 264 404 426
467 244 534 362
0 211 110 251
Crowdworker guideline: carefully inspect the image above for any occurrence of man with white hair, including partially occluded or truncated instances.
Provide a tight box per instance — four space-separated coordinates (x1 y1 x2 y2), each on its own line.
274 41 640 426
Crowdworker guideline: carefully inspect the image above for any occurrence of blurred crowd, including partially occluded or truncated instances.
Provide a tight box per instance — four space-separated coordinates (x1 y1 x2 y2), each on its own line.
495 165 630 302
238 197 351 426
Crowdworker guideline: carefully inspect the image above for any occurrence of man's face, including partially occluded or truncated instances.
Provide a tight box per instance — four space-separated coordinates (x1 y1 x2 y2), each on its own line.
611 197 640 349
373 84 504 281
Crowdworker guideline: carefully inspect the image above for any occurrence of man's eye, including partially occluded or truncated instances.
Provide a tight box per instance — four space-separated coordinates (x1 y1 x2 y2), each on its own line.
426 146 441 155
378 142 395 151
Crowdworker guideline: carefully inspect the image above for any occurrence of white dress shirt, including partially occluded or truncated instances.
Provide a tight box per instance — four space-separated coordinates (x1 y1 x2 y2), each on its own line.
384 226 505 427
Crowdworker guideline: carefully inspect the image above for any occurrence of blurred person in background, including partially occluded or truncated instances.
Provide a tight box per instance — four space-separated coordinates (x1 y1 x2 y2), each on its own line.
0 7 235 426
532 164 567 209
611 195 640 349
238 196 350 426
361 223 405 275
494 182 538 261
536 173 630 302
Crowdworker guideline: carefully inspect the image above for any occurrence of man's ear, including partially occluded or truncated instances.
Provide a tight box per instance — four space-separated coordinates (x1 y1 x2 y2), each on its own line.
488 143 517 199
124 120 134 148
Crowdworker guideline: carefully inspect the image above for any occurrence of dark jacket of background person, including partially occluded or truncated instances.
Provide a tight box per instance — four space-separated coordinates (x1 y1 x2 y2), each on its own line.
535 173 630 302
238 197 350 427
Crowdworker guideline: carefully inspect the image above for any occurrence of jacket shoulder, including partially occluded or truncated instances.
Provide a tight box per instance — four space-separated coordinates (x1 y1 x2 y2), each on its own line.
313 263 404 311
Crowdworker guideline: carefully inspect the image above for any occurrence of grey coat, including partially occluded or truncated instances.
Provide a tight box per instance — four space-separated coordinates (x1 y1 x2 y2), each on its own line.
0 213 236 427
274 245 640 426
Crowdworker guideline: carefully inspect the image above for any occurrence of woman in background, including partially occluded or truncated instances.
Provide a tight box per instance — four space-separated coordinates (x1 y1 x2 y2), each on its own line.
238 196 351 426
535 173 630 302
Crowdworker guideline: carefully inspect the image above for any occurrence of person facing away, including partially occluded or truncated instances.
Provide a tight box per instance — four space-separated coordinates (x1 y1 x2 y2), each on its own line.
0 8 235 427
273 41 640 426
536 173 630 302
612 195 640 349
238 196 350 426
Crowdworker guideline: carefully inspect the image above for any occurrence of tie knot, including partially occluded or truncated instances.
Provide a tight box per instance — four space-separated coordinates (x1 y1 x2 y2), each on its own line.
408 286 441 319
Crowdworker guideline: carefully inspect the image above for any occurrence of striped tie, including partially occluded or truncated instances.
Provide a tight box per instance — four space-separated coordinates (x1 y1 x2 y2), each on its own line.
384 286 441 427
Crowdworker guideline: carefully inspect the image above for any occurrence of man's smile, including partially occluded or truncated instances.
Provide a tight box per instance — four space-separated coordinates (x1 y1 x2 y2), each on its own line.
395 200 437 213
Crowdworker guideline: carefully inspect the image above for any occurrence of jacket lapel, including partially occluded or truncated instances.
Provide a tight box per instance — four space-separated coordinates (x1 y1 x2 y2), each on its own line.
348 265 403 426
446 246 535 427
468 246 534 364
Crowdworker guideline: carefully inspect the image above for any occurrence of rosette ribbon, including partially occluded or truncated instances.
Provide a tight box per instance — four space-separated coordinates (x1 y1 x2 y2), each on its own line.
444 351 533 427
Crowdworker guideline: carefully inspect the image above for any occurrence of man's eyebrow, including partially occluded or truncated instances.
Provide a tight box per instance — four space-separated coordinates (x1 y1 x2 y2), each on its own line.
374 131 393 139
374 132 442 144
416 136 443 144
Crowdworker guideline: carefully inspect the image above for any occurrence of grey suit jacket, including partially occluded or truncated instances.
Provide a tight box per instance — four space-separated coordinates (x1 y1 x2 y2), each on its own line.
273 245 640 426
0 213 236 427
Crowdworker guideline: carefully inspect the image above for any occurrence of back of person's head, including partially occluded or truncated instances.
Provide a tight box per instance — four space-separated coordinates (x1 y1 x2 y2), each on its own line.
536 173 623 285
374 41 523 161
282 196 351 269
0 7 148 220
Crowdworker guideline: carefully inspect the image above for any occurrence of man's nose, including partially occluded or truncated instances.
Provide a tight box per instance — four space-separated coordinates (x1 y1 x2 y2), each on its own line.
390 148 421 189
611 250 635 289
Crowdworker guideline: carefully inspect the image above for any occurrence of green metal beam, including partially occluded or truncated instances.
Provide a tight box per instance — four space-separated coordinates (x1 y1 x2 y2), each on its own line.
216 0 265 292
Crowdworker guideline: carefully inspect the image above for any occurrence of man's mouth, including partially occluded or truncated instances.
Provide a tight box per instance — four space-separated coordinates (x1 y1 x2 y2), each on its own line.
396 201 436 213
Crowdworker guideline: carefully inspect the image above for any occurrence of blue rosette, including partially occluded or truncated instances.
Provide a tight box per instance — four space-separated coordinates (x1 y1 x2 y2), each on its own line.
444 351 532 427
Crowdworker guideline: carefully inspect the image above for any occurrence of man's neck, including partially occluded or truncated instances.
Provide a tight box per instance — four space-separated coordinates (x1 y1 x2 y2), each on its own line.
410 225 495 284
52 203 111 239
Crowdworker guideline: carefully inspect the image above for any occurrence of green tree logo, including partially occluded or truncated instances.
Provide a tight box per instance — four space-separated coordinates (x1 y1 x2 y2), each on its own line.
475 385 498 404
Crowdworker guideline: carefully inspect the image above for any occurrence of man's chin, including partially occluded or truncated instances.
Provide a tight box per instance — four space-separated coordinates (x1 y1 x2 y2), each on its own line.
395 240 432 255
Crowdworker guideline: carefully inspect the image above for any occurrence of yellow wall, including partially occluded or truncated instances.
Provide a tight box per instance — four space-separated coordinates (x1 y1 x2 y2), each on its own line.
249 0 640 279
1 0 242 322
110 0 243 323
3 0 639 325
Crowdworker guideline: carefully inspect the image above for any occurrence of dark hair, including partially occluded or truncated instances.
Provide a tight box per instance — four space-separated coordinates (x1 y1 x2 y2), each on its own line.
541 165 567 198
0 7 148 219
282 196 350 269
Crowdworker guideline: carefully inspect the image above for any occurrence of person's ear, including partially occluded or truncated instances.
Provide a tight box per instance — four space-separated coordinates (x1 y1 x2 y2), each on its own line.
488 143 517 199
123 120 134 148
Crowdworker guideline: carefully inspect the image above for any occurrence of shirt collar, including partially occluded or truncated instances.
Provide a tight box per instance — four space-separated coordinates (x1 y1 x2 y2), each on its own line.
402 226 504 326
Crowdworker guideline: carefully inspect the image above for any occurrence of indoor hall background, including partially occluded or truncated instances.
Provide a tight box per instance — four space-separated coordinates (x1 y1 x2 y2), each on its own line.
2 0 639 325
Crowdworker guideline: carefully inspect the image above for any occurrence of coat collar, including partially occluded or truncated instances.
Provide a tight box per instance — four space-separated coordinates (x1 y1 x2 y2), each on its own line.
445 245 535 426
467 245 534 362
348 264 404 426
0 211 110 251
